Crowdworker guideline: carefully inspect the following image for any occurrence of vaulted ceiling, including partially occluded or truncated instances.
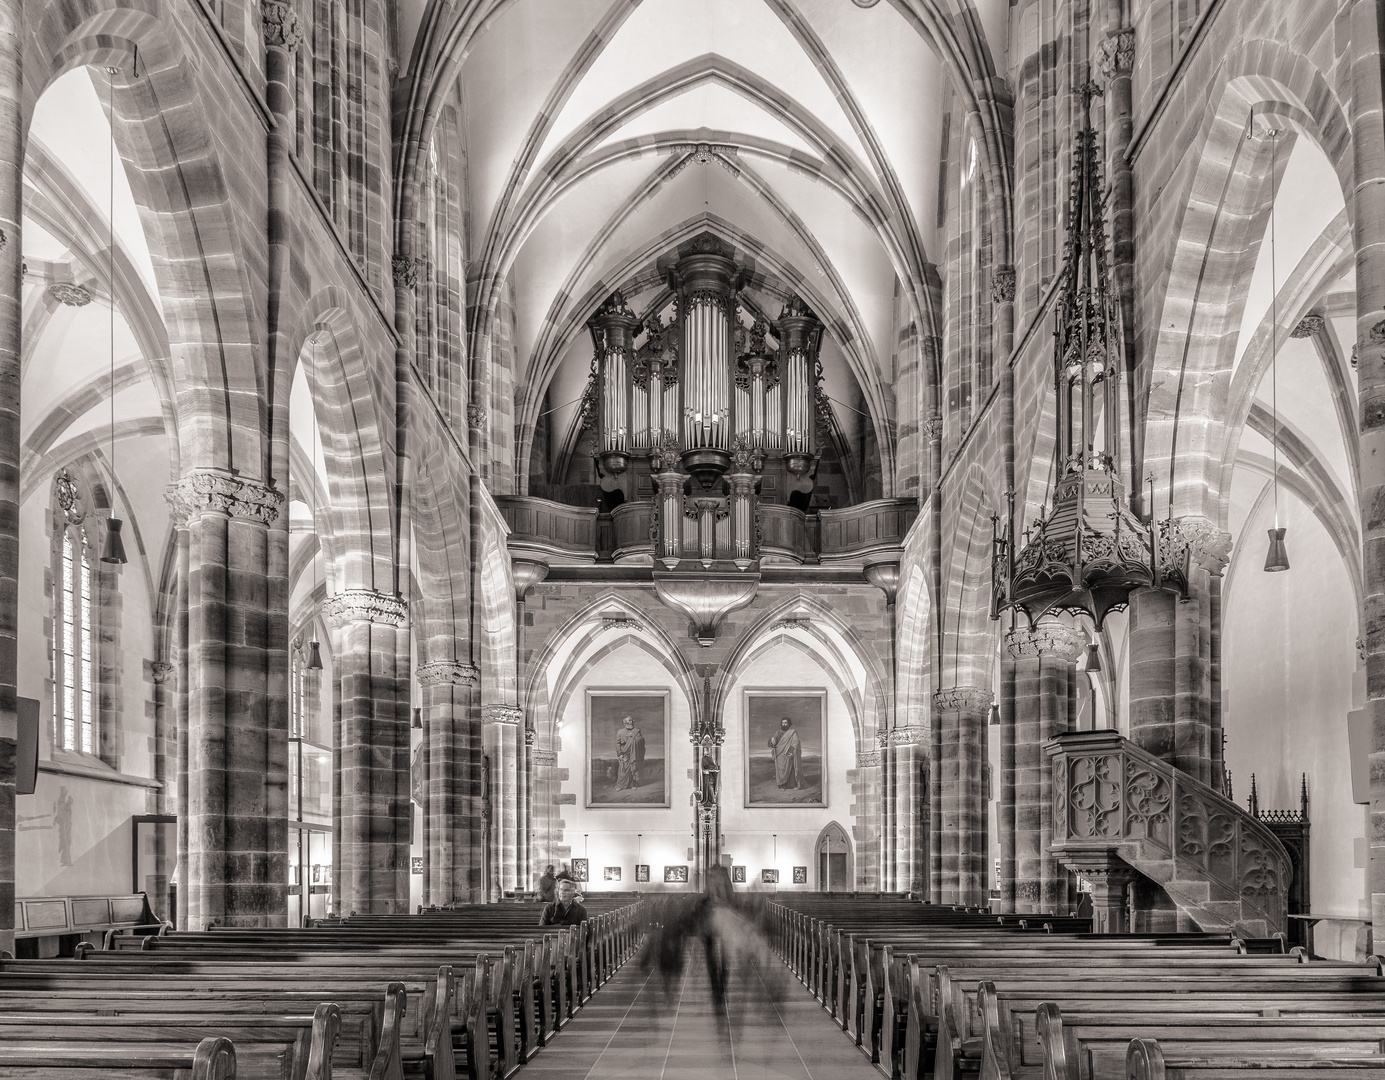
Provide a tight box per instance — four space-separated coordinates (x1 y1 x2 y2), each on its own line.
401 0 1011 478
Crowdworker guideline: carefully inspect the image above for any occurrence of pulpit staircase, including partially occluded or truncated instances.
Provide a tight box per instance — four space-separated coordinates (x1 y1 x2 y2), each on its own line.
1046 730 1291 937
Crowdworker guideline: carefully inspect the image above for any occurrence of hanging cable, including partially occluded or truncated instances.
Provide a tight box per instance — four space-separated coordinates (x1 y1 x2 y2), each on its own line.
1263 118 1289 572
101 65 127 564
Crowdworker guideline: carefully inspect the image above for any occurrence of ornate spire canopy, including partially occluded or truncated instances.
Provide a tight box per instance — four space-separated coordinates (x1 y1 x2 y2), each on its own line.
992 88 1165 629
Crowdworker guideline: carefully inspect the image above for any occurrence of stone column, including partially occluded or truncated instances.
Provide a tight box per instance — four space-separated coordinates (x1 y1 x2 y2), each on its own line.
1128 518 1230 785
997 649 1017 913
1006 618 1084 914
890 726 928 895
418 660 482 905
169 509 190 929
932 686 991 905
482 703 522 899
1351 0 1385 935
328 589 409 914
148 659 177 919
0 0 21 955
171 469 288 929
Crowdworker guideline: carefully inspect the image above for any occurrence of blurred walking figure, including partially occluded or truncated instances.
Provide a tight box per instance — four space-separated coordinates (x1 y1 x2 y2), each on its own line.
537 864 556 903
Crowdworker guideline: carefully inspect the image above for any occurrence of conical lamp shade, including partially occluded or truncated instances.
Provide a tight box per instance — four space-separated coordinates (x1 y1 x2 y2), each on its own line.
1264 527 1289 573
987 704 1001 726
306 639 324 670
1085 642 1102 673
101 517 127 564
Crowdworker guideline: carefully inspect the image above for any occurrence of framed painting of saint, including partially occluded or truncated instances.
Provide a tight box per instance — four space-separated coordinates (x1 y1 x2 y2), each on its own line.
586 689 670 808
744 689 827 807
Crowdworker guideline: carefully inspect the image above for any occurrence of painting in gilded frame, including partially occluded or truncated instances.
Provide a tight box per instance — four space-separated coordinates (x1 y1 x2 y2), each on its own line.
744 689 827 807
586 689 670 808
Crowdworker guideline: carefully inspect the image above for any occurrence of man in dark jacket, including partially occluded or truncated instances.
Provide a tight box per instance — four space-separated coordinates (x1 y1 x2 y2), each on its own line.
540 874 588 926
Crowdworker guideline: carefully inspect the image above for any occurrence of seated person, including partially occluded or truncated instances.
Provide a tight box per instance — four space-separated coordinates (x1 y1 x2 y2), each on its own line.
540 873 588 926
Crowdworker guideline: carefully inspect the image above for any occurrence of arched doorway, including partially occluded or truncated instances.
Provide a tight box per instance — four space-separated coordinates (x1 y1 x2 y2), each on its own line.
816 822 853 892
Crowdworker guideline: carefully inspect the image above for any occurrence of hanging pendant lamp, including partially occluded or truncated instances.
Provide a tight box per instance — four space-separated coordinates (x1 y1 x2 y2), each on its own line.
1084 641 1102 673
101 66 126 564
1262 118 1289 573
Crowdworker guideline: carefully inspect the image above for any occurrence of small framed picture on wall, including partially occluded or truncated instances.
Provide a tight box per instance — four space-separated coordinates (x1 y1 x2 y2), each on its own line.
604 867 621 881
664 865 689 883
635 864 650 882
762 868 779 884
732 866 746 883
571 858 589 882
410 857 424 875
744 688 827 807
793 866 808 884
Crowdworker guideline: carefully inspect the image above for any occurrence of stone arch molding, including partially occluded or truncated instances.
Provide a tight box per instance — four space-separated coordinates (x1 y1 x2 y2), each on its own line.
525 593 701 744
715 593 891 757
290 295 399 598
25 0 269 477
1141 43 1352 522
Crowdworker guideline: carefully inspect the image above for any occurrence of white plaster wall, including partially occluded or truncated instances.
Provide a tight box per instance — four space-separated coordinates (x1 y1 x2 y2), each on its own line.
552 642 696 892
1223 490 1362 917
720 642 861 891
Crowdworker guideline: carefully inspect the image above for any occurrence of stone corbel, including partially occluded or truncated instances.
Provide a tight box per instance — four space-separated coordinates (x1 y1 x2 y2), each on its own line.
482 704 523 726
932 686 993 714
170 469 285 526
149 660 176 684
1165 515 1233 577
416 661 479 687
324 589 407 628
1290 315 1325 339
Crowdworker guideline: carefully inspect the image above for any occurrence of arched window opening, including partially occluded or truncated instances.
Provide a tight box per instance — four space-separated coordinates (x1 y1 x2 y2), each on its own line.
816 821 853 892
51 469 97 755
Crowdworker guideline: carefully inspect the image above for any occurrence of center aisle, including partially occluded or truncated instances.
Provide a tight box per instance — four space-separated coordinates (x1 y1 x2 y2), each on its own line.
519 943 881 1080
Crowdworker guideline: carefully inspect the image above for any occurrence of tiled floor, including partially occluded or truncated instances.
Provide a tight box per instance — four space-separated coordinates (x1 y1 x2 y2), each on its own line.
521 948 883 1080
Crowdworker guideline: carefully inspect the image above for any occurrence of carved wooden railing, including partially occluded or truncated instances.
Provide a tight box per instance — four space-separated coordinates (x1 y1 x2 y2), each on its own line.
759 504 808 564
818 498 919 563
494 495 598 561
1046 729 1292 934
610 501 654 563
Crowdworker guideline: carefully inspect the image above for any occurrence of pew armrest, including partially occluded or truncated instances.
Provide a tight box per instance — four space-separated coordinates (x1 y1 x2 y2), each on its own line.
193 1036 239 1080
368 982 407 1080
305 1003 342 1080
1036 1002 1079 1080
1126 1039 1165 1080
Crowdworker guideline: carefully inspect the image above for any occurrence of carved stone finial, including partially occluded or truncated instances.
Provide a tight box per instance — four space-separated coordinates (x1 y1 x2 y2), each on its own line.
391 255 418 288
261 0 304 51
324 589 407 627
48 283 92 307
991 266 1016 305
170 469 284 525
1095 28 1135 80
1290 315 1325 339
932 686 993 714
1006 617 1086 662
416 661 480 687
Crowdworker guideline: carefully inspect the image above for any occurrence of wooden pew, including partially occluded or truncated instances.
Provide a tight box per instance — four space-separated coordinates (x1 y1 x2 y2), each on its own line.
0 1035 236 1080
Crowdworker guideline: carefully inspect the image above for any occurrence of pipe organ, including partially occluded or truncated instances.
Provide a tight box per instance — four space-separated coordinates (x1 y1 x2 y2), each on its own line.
586 241 825 570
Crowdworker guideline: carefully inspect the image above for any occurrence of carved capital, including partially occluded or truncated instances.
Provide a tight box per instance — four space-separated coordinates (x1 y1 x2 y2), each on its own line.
482 704 523 726
171 469 284 525
467 403 486 430
532 748 557 767
149 660 176 684
889 726 928 746
1173 515 1233 574
990 266 1016 305
1290 314 1325 339
932 686 992 714
1095 28 1135 80
261 0 303 50
416 661 479 687
324 589 407 627
1006 617 1085 662
47 283 92 307
391 254 418 288
857 749 882 767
